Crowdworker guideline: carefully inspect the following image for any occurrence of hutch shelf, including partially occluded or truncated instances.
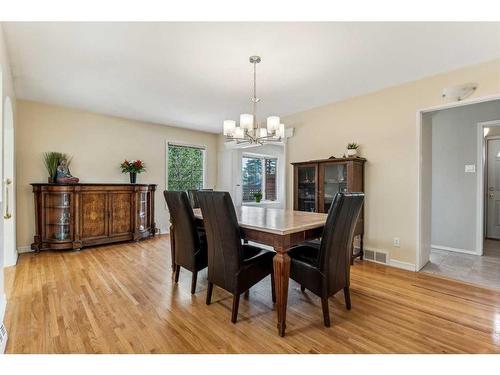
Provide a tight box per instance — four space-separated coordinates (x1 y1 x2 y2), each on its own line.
31 183 156 252
291 157 366 261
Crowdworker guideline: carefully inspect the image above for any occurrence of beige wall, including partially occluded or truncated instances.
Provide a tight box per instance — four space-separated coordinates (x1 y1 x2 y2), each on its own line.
284 59 500 266
16 100 218 248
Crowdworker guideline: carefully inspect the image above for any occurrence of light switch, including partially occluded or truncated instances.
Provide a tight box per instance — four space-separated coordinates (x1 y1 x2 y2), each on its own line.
465 164 476 173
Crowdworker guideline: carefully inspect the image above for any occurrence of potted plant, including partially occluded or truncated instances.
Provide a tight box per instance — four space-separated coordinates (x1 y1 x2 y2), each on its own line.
346 142 359 157
254 191 263 203
43 152 71 183
120 159 146 183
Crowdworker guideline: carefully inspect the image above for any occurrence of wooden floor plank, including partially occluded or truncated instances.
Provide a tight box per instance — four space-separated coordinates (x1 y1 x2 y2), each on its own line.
4 235 500 353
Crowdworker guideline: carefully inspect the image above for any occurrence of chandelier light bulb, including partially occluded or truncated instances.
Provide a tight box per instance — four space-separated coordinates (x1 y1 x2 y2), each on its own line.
278 123 285 139
233 127 244 139
267 116 280 132
240 114 254 130
258 127 268 138
223 120 236 136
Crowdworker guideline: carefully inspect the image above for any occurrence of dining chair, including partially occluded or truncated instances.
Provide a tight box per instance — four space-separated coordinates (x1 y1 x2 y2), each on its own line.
197 191 276 323
164 191 208 294
187 188 213 208
288 192 364 327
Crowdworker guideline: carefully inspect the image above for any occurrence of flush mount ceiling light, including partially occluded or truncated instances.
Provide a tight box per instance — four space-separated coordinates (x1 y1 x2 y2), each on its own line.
223 56 285 145
442 83 478 101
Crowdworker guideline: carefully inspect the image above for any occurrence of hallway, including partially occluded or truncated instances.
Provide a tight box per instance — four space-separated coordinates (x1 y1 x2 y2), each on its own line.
421 240 500 289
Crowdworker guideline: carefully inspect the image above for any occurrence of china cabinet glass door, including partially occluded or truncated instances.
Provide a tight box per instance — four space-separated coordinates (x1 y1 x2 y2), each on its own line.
297 165 317 212
44 193 72 241
138 192 148 231
322 163 348 212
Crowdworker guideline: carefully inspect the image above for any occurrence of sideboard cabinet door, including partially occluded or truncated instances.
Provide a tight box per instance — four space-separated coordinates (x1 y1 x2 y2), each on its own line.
80 191 108 241
109 192 133 237
42 191 74 244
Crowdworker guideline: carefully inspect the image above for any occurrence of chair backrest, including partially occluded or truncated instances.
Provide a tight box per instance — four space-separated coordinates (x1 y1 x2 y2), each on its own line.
163 191 199 267
318 192 364 294
187 189 213 208
187 190 198 208
196 191 243 291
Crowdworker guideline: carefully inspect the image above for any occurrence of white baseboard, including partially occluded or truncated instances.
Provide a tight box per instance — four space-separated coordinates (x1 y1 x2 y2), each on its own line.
17 246 33 254
4 251 18 267
389 259 417 272
431 244 479 255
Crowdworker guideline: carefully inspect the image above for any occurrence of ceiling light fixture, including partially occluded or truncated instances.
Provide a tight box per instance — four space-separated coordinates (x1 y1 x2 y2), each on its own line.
223 56 285 145
442 83 478 101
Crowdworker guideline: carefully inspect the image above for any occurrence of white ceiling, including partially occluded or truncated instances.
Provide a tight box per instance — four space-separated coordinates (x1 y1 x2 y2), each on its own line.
3 22 500 133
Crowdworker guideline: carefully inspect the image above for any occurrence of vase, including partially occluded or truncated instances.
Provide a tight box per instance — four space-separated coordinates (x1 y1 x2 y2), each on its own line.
129 172 137 184
347 149 357 157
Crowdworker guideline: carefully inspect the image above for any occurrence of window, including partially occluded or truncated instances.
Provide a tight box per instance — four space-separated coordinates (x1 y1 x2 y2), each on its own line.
242 155 278 202
167 143 205 191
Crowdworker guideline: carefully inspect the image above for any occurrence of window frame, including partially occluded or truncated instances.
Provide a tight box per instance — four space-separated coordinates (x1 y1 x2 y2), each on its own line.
166 141 207 191
241 152 279 203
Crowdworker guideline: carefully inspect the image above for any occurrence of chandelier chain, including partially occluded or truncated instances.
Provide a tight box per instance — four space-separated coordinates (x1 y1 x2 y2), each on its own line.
253 60 259 129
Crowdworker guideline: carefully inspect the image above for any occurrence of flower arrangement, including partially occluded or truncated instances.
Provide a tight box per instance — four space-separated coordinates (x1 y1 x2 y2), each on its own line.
120 159 146 174
120 160 146 183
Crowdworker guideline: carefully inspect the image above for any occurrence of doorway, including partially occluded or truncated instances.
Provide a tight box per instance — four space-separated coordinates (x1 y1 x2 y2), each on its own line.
418 100 500 289
485 129 500 240
3 97 16 267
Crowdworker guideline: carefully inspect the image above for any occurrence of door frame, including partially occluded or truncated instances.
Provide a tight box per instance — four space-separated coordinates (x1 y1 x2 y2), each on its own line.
2 96 16 267
477 121 500 250
417 94 500 270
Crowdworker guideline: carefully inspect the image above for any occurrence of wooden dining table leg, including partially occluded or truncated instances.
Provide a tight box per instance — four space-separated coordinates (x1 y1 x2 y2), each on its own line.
273 249 291 337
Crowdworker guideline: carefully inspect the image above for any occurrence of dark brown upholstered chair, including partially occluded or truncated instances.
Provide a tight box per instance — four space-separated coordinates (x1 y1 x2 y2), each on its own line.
164 191 208 294
197 191 276 323
187 189 213 209
288 192 364 327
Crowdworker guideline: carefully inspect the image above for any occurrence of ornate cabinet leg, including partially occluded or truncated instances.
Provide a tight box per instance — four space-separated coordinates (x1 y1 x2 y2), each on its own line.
273 251 291 337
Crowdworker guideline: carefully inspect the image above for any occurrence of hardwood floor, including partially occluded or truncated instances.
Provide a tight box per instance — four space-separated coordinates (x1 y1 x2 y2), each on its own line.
4 235 500 353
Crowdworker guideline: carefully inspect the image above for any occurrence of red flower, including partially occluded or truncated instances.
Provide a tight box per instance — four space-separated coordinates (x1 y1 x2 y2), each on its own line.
120 159 145 174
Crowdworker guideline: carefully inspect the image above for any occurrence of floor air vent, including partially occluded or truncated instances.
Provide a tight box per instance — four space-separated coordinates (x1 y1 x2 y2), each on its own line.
0 323 7 353
363 248 389 265
364 249 375 261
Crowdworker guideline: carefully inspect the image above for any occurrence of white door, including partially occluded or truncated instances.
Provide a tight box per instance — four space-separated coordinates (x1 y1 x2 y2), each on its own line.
3 97 16 266
487 138 500 239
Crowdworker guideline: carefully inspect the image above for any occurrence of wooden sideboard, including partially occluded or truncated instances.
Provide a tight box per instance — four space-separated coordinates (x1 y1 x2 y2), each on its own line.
291 157 366 261
31 183 156 251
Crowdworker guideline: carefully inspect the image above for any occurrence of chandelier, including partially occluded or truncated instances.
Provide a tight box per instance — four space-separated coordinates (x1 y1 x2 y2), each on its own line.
223 56 285 145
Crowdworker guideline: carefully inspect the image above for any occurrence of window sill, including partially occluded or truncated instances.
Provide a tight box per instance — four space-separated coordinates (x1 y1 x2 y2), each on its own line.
242 200 282 207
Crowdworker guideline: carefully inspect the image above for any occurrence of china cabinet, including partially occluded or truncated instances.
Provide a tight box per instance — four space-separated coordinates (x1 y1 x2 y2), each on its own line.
31 183 156 251
292 157 366 261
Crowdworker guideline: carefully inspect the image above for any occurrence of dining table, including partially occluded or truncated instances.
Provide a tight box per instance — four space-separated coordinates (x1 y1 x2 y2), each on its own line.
170 205 328 337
